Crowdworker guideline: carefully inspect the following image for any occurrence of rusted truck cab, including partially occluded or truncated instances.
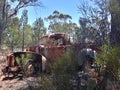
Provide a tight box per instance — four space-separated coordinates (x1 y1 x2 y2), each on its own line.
39 33 71 61
26 33 71 61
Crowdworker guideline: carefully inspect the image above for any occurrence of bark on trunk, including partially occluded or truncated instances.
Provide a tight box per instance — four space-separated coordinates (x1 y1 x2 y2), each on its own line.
110 12 120 46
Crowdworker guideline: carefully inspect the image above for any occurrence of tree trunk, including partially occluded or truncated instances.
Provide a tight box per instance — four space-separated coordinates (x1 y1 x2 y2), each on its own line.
110 12 120 46
110 0 120 46
0 0 7 48
22 29 25 51
0 24 3 48
0 35 2 49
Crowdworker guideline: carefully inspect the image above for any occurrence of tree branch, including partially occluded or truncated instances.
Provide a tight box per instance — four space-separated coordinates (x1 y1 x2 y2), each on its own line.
8 1 43 18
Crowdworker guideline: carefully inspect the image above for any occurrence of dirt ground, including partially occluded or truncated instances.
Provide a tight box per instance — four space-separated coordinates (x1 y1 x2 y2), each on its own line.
0 76 41 90
0 55 41 90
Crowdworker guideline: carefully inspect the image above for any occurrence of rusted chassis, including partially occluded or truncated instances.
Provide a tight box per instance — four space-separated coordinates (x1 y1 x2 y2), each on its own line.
2 51 42 77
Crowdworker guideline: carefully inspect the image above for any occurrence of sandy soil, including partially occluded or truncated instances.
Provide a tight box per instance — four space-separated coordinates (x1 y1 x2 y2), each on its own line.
0 56 41 90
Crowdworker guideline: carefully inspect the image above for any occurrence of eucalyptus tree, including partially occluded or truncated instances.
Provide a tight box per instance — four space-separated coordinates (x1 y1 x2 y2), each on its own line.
78 0 120 46
47 10 73 33
0 0 42 47
5 17 20 51
78 0 110 45
20 9 28 51
109 0 120 46
32 17 46 44
23 24 33 47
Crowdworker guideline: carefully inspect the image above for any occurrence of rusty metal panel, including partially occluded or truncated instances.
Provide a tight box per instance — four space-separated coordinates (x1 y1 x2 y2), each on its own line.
40 46 67 61
7 54 15 67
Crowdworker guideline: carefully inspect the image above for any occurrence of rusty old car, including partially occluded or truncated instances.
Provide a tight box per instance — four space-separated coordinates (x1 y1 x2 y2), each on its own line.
2 33 71 77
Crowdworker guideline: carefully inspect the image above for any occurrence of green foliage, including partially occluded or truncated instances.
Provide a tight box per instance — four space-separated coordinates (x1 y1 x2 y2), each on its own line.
40 75 56 90
0 0 42 46
40 74 72 90
23 25 33 47
40 48 78 90
50 48 77 90
33 17 46 44
20 9 28 51
109 0 120 13
52 74 72 90
5 17 20 51
96 45 120 80
51 48 77 75
20 10 28 28
46 10 79 35
16 53 33 65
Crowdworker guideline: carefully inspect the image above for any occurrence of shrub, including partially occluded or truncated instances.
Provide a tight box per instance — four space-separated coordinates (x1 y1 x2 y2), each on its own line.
45 47 78 90
51 49 78 75
96 45 120 80
40 74 56 90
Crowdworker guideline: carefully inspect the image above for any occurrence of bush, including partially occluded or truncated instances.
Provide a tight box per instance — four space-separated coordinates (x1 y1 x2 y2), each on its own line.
41 47 78 90
40 74 56 90
51 49 78 75
96 45 120 80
